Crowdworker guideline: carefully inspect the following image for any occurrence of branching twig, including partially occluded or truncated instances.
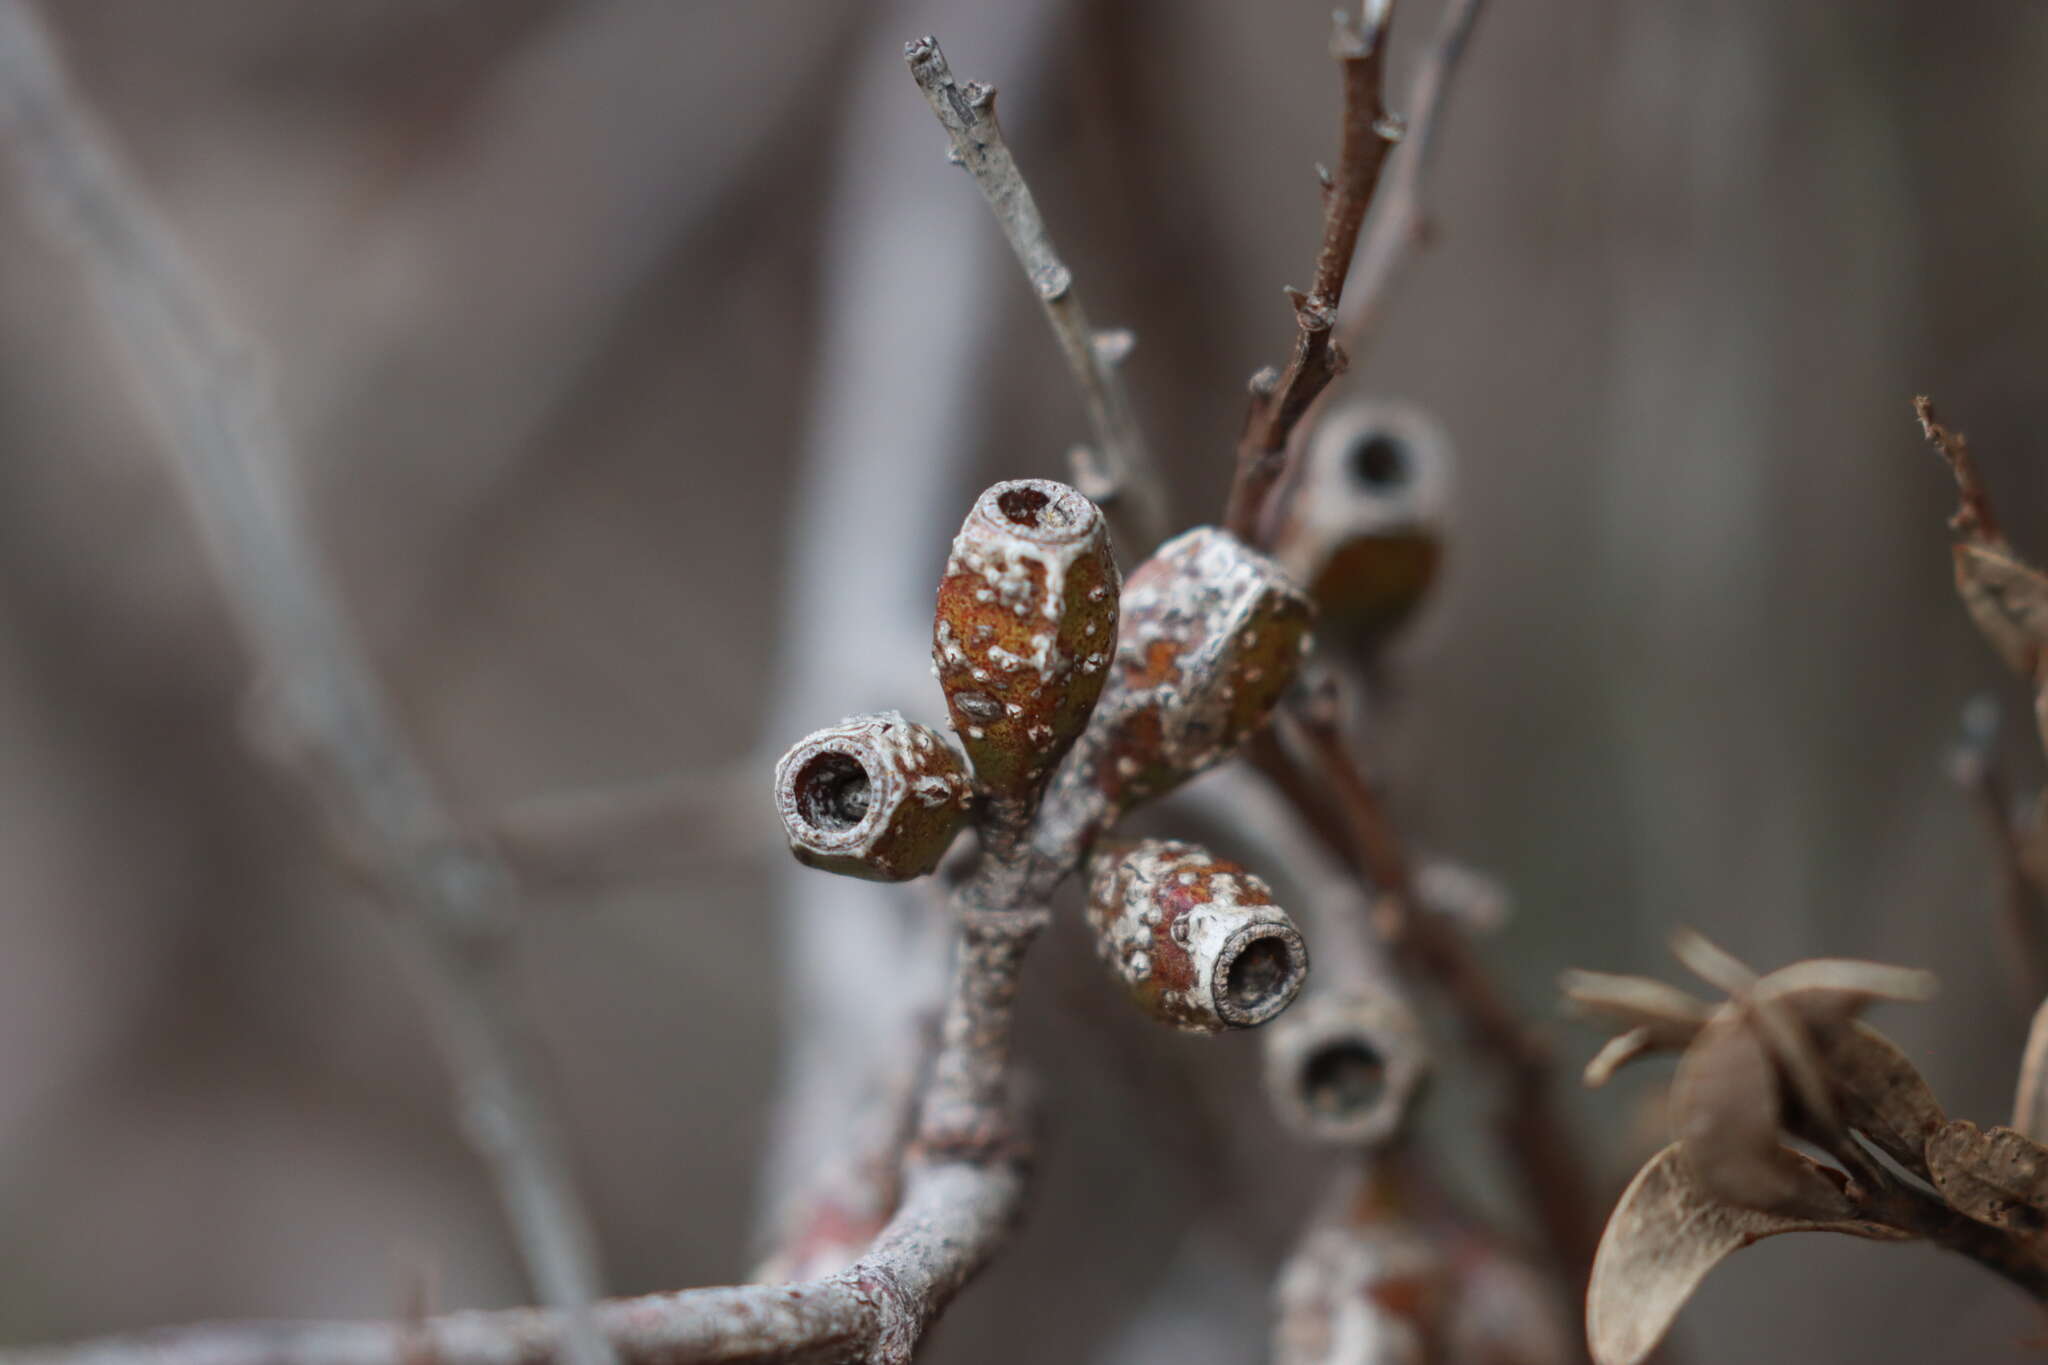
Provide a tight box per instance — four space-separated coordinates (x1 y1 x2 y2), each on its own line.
1223 0 1401 541
2 869 1046 1365
905 35 1169 554
0 1164 1028 1365
0 7 614 1362
1336 0 1488 360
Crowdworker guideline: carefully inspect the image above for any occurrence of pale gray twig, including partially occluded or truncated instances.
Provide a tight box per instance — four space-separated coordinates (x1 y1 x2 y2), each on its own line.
0 1160 1026 1365
905 33 1170 555
1336 0 1489 359
0 6 613 1362
755 0 1058 1235
5 866 1049 1365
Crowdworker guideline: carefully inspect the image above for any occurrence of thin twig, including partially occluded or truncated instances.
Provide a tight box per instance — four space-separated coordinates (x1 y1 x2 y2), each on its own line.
1336 0 1488 360
6 835 1052 1365
0 1166 1027 1365
905 34 1169 554
1258 693 1604 1313
1916 394 2006 549
1223 0 1401 540
756 0 1061 1233
0 7 614 1362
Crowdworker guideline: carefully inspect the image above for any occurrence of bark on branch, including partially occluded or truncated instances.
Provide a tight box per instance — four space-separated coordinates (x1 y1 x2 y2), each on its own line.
1336 0 1488 360
0 882 1046 1365
1223 0 1401 541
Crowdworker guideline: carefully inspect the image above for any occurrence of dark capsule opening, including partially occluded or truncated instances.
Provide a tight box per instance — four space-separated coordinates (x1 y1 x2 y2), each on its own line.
794 751 872 833
1349 433 1408 491
997 485 1054 527
1302 1039 1386 1119
1224 933 1300 1018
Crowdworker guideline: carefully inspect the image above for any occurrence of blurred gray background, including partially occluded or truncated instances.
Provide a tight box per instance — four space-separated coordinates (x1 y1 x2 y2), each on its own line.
1 0 2045 1360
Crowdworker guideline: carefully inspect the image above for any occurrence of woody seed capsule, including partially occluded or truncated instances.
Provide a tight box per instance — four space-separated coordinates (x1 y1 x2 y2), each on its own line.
1085 838 1308 1033
1263 990 1431 1147
1267 399 1449 657
1049 527 1313 841
933 479 1118 818
773 711 974 882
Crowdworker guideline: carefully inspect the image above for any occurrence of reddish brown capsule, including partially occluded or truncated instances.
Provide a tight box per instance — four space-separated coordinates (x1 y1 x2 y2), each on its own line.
1267 399 1449 656
772 712 974 881
1085 839 1308 1033
1050 528 1312 838
933 479 1118 817
1264 991 1431 1147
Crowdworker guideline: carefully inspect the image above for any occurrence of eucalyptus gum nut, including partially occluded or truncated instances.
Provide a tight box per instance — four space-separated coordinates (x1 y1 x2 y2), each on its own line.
773 712 975 882
933 479 1118 809
1267 399 1450 652
1054 527 1314 826
1085 839 1308 1033
1264 990 1430 1147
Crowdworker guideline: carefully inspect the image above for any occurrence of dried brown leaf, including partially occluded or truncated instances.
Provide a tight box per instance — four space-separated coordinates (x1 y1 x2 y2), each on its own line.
1669 928 1758 998
1588 1144 1909 1365
1670 1013 1853 1218
1815 1021 1946 1177
1756 959 1939 1029
1584 1026 1659 1089
2015 995 2048 1143
1558 969 1711 1045
1954 542 2048 676
1739 987 1845 1144
1927 1119 2048 1233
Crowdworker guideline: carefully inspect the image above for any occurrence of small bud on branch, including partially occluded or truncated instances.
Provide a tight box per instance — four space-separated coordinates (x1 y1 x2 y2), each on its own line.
773 712 973 881
1263 990 1430 1147
1085 838 1308 1032
1043 527 1313 858
1267 399 1450 657
935 479 1118 841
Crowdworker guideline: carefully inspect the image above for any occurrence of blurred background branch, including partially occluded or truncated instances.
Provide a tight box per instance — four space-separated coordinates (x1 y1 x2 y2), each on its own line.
0 5 612 1361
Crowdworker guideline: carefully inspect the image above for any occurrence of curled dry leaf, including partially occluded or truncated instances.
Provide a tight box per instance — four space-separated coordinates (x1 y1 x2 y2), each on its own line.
1588 1144 1908 1365
1583 1026 1657 1089
1558 968 1712 1048
1669 1013 1854 1220
1755 958 1939 1029
1812 1020 1946 1177
1953 542 2048 677
1926 1119 2048 1234
1668 927 1759 998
